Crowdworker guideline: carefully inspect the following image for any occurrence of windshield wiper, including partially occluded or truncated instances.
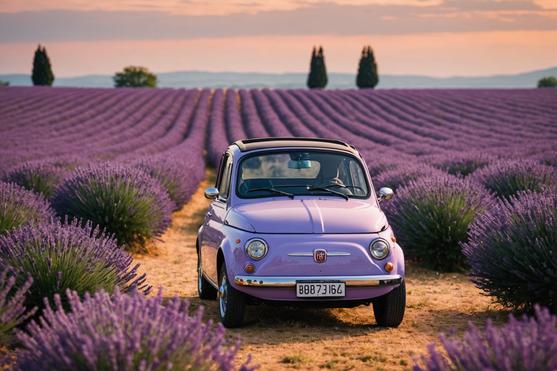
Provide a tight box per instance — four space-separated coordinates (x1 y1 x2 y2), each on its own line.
323 184 365 192
306 186 349 200
247 187 295 199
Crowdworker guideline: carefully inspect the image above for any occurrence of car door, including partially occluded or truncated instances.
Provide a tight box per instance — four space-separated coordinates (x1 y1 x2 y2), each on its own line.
201 152 233 284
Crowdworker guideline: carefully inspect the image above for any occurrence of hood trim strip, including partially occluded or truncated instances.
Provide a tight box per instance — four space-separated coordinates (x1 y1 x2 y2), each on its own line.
287 252 351 257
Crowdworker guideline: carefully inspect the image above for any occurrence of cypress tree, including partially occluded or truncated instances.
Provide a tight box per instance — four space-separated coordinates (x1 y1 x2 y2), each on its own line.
31 45 55 86
307 47 317 89
316 46 328 88
307 46 328 89
356 45 379 89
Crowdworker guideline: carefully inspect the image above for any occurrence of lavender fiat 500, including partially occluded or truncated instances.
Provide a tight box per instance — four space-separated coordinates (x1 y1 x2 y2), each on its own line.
197 138 405 328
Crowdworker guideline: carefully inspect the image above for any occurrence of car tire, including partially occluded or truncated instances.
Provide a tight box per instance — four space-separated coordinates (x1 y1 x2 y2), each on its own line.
218 264 246 328
373 280 406 327
197 248 217 300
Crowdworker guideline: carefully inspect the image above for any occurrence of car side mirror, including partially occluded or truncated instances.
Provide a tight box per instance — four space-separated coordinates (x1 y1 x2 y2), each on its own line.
204 187 220 200
377 187 394 202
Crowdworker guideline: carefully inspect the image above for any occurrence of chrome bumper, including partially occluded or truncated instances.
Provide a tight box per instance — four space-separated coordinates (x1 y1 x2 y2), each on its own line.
234 274 402 288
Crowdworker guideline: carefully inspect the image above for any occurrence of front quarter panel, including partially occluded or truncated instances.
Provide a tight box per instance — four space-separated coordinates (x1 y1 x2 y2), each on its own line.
220 228 251 284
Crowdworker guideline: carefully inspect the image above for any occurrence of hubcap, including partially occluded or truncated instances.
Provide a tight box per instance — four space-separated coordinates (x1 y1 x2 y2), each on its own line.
219 274 228 317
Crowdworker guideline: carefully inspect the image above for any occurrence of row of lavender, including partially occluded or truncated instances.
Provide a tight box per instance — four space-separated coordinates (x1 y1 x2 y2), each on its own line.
0 87 252 369
205 88 557 370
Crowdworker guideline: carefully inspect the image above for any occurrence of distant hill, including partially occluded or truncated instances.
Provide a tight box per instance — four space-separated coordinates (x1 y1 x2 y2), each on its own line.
1 66 556 89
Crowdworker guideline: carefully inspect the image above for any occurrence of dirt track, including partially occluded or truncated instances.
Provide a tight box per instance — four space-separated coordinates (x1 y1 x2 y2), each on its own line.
135 171 506 370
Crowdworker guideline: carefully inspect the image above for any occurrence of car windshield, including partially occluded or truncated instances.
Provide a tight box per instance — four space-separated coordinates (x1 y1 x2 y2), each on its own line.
236 150 370 199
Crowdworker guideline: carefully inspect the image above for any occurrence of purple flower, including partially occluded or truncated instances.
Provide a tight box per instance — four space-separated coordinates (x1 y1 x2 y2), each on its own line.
414 306 557 371
135 155 203 210
0 181 54 236
0 268 35 345
471 160 557 200
374 163 444 191
428 152 495 177
383 174 494 271
463 190 557 311
0 220 149 313
52 163 173 249
3 161 67 198
16 289 255 371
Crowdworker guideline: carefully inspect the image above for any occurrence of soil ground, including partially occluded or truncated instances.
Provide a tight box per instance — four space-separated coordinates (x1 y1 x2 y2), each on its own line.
135 170 507 370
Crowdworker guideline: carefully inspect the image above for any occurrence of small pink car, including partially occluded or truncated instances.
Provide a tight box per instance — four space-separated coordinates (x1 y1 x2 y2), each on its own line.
197 138 405 328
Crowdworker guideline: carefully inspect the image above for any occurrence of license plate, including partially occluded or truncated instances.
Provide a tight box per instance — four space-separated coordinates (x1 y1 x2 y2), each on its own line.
296 282 345 298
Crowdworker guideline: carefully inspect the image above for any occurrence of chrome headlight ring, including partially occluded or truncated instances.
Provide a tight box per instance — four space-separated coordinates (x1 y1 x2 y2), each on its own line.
369 238 390 260
245 238 268 260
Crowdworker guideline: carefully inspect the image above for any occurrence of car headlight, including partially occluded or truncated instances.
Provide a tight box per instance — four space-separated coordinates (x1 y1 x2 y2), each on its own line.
369 238 390 260
245 238 268 260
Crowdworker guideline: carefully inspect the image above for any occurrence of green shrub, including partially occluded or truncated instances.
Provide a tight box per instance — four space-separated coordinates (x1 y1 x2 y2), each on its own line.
113 66 157 88
538 76 557 88
383 175 492 271
0 221 149 313
0 181 54 236
3 162 66 198
463 191 557 312
52 164 172 249
472 160 556 200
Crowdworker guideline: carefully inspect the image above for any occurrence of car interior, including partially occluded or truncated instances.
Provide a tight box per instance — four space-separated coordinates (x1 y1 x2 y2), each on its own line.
237 151 368 198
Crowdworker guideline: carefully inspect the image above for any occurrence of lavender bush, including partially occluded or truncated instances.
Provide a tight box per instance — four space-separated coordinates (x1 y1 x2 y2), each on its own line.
472 160 557 200
16 289 254 371
0 181 54 236
52 164 172 249
135 156 199 210
538 151 557 168
0 268 35 345
414 306 557 371
429 152 494 177
463 191 557 312
383 175 492 271
374 163 443 191
0 220 148 312
3 161 66 198
363 155 405 178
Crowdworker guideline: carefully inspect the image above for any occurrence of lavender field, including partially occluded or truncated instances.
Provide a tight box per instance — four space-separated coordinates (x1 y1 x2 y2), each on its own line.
2 87 556 177
1 86 557 370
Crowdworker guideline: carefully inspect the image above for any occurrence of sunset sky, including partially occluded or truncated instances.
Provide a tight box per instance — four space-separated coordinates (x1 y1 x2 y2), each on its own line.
1 0 556 77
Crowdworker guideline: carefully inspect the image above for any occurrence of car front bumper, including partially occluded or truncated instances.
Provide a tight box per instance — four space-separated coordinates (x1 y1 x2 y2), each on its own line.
234 274 402 287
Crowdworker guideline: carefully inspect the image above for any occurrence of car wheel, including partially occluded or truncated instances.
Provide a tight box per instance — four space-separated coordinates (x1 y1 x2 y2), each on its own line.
218 264 246 328
197 248 217 300
373 280 406 327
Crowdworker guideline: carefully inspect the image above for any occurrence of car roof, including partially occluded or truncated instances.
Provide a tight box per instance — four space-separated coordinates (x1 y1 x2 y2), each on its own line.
233 137 358 154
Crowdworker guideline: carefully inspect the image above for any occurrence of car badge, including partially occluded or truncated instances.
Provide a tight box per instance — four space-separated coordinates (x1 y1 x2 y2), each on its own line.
313 249 327 263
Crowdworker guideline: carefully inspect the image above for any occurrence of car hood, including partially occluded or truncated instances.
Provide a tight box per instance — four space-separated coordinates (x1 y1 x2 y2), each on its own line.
226 199 387 234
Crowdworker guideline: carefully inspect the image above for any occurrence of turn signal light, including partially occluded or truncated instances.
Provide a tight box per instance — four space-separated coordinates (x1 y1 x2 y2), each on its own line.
384 262 394 272
391 235 396 243
244 263 255 274
235 239 241 244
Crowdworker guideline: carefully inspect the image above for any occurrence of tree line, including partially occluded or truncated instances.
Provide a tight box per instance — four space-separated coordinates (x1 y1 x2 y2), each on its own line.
23 44 557 89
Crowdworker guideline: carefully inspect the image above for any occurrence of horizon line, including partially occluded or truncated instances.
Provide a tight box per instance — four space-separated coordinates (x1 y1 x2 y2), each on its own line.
2 64 556 80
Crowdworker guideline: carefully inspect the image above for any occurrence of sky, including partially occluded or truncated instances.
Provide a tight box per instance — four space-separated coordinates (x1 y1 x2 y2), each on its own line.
1 0 556 77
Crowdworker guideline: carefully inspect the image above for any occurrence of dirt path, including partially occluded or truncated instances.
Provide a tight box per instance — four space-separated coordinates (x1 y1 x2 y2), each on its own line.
135 171 506 370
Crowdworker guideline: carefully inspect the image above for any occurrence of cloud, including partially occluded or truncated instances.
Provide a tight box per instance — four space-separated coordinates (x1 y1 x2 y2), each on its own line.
0 1 443 15
0 0 556 43
534 0 557 9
